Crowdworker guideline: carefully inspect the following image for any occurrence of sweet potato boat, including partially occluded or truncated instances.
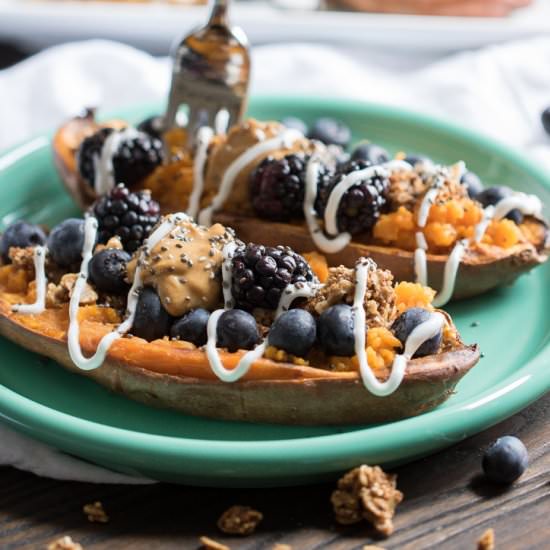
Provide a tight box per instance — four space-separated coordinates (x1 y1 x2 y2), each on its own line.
0 296 479 425
215 213 550 301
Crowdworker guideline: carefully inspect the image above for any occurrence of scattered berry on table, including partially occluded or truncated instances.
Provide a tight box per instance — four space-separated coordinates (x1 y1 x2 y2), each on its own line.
0 221 46 263
351 142 390 165
317 304 356 357
391 307 442 357
47 218 87 268
476 186 522 224
137 115 165 139
171 308 210 346
111 130 164 188
249 154 309 221
77 127 115 188
482 435 528 484
461 170 484 199
268 309 317 357
308 117 352 149
88 249 131 295
131 287 172 341
316 159 389 235
541 106 550 136
91 184 160 252
216 309 260 352
281 116 308 135
231 243 316 311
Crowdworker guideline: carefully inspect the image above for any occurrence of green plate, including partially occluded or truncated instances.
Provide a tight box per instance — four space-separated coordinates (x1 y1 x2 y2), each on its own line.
0 97 549 487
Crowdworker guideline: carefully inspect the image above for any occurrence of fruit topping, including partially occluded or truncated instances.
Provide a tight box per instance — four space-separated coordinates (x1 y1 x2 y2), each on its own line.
77 127 114 188
131 287 172 341
249 154 308 221
137 115 164 139
317 159 389 235
482 435 528 484
0 221 47 263
403 154 431 166
350 142 390 165
281 116 308 135
541 106 550 136
171 308 210 346
216 309 259 352
91 184 160 252
460 170 484 198
230 243 316 311
317 304 356 357
88 249 131 294
268 309 317 357
476 186 523 224
391 307 442 358
47 218 87 268
308 117 352 149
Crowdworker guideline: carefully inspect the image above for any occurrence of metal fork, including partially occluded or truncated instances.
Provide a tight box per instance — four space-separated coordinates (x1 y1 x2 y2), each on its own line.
164 0 251 143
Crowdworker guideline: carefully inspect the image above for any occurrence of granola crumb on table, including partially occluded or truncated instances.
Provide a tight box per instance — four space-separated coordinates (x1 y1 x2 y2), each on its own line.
46 535 83 550
331 465 403 537
217 505 263 535
273 544 293 550
199 535 230 550
82 501 109 523
477 528 495 550
362 545 386 550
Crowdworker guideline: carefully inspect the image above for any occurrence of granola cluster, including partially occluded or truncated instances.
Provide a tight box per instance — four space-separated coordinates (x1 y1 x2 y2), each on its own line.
47 536 83 550
46 273 98 308
477 528 495 550
83 501 109 523
306 265 397 328
217 505 263 536
331 465 403 537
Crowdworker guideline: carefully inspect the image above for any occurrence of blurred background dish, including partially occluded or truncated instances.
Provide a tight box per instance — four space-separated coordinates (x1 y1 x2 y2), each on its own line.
0 0 549 57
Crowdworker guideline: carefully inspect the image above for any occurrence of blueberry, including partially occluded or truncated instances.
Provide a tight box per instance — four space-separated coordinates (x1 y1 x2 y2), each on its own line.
217 309 260 352
171 308 210 346
461 170 484 199
131 287 172 341
317 304 356 356
88 248 131 294
268 309 317 357
351 143 390 165
541 106 550 136
0 221 46 263
308 118 352 149
404 154 431 167
476 186 523 224
47 218 87 267
137 115 164 139
482 435 528 484
391 307 442 358
281 116 308 136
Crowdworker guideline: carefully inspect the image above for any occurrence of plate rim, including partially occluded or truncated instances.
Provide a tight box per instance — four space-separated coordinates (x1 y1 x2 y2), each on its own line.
0 95 549 472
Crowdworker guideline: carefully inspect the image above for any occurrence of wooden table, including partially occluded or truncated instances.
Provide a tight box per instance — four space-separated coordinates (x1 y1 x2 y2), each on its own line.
1 393 548 550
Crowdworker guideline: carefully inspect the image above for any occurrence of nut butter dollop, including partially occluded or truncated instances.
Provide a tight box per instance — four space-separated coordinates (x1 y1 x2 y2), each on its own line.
127 218 235 316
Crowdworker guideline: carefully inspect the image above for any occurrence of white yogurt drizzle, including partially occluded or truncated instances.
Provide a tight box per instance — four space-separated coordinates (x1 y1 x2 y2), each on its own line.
205 240 319 383
11 245 47 314
94 127 140 195
197 128 303 226
353 259 445 396
67 213 189 371
187 126 215 219
303 157 412 254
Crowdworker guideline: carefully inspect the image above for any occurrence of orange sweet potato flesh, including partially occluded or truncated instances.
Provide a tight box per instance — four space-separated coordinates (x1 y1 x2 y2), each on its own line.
0 288 479 425
215 213 549 301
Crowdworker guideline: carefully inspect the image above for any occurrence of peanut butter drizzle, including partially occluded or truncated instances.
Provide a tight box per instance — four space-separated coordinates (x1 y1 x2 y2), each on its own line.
127 220 235 317
202 119 314 215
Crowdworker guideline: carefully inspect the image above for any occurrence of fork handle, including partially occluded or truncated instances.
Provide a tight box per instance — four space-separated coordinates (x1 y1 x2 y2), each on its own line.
208 0 230 26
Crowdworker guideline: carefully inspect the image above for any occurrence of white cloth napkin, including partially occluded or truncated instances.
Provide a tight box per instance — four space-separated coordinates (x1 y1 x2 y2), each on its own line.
0 38 549 483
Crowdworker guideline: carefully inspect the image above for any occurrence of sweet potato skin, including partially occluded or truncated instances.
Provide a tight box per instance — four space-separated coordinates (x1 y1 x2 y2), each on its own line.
0 299 479 425
215 213 549 301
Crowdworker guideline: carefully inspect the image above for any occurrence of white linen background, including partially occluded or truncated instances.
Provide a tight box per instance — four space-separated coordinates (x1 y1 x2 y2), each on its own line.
0 38 549 483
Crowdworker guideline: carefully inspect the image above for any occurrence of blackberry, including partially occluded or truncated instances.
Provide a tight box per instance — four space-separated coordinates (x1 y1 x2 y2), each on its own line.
137 115 164 139
91 184 160 252
111 130 164 188
77 127 114 187
231 243 316 311
316 159 389 235
250 154 332 222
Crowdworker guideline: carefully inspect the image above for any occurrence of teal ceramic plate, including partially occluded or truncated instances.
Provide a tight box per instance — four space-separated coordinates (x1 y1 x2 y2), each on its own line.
0 97 549 487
